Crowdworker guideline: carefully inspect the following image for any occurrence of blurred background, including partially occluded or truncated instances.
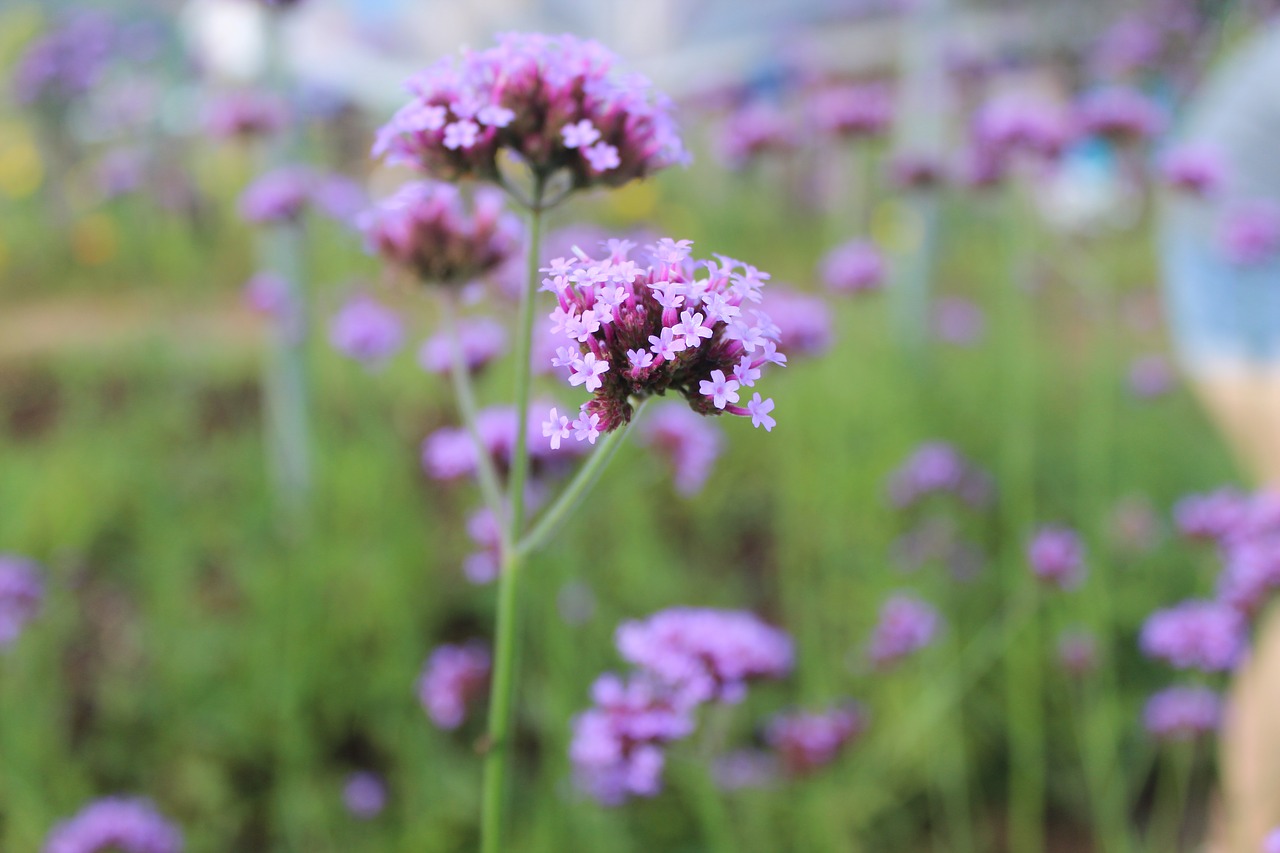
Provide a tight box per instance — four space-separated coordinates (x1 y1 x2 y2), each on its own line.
3 0 1279 851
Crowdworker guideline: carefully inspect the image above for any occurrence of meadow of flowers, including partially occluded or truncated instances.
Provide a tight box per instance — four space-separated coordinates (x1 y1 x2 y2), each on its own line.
3 1 1280 851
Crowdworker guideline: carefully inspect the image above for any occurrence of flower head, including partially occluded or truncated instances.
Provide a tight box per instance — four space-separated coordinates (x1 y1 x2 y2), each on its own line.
1142 686 1221 741
328 295 404 366
887 152 946 190
43 796 183 853
1159 144 1224 197
1139 599 1246 672
867 594 940 669
972 95 1072 163
807 84 894 140
239 167 313 224
1219 200 1280 266
360 181 521 286
820 240 885 295
417 641 491 729
1074 87 1166 144
0 555 44 648
887 442 993 510
13 13 115 107
717 102 798 170
766 704 868 776
422 403 586 482
615 608 794 706
418 316 507 375
204 91 287 140
1175 488 1252 542
373 33 687 196
1266 827 1280 853
543 239 787 441
1027 525 1086 590
342 772 387 820
932 297 986 346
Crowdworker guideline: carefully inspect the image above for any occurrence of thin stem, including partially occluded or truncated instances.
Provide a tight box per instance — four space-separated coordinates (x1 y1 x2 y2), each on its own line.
440 294 509 543
1147 741 1195 853
506 181 546 538
518 400 647 558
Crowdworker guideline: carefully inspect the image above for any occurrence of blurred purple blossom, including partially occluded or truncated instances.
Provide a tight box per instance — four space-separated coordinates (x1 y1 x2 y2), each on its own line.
717 102 798 170
1057 630 1098 678
887 442 993 510
1074 87 1166 144
342 772 386 820
1140 599 1246 672
807 83 894 140
422 403 586 483
239 168 313 225
418 317 507 376
931 297 986 346
820 239 885 295
1220 200 1280 266
760 289 833 356
1142 686 1221 741
867 594 940 669
417 642 491 729
43 796 182 853
636 402 723 496
328 296 404 367
766 704 867 775
888 152 946 190
711 750 779 791
13 13 115 107
1159 144 1225 198
1027 525 1087 590
1127 354 1176 399
204 91 287 140
0 555 43 649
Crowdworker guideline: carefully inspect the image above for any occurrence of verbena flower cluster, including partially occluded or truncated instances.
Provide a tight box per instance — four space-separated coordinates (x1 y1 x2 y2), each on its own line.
570 608 792 804
359 182 521 286
887 442 994 510
1073 86 1166 144
13 13 115 107
866 594 940 669
766 704 868 776
43 796 183 853
204 91 287 141
807 84 894 140
760 289 833 357
717 102 798 170
540 238 785 444
820 239 886 295
373 33 687 194
1142 686 1221 741
1026 525 1086 590
418 316 507 376
342 772 387 820
1219 200 1280 267
1159 144 1224 197
1139 599 1246 672
240 168 368 227
417 642 491 730
423 403 587 484
328 295 405 366
0 554 44 648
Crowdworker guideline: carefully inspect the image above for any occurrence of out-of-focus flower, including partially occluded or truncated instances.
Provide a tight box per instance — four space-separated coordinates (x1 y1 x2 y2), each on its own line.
328 295 404 366
1109 495 1161 554
931 297 986 346
1092 16 1164 78
867 594 940 669
1140 600 1246 672
1057 630 1098 678
541 239 785 440
887 442 993 510
887 152 946 190
418 317 507 376
711 750 779 791
13 13 115 107
312 175 369 227
96 148 147 200
1159 144 1225 198
204 91 286 140
766 704 867 775
807 83 894 140
1175 488 1251 542
417 642 491 729
972 95 1072 163
360 182 521 286
1265 827 1280 853
1219 200 1280 266
373 33 687 198
820 239 886 295
569 673 694 805
239 167 313 225
0 555 43 649
1128 354 1176 398
342 772 386 820
760 289 833 356
717 102 798 170
1142 686 1221 741
1027 526 1087 590
1217 530 1280 615
636 402 723 496
615 608 793 705
422 403 586 483
43 796 182 853
1074 87 1166 145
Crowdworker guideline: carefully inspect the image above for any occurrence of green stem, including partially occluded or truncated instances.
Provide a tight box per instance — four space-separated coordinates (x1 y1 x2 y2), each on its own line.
998 185 1043 853
440 295 509 542
688 705 736 853
1147 741 1195 853
517 400 647 558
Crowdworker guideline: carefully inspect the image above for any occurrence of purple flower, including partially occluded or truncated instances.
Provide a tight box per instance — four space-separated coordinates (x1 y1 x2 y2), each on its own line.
1027 525 1086 590
887 442 993 510
972 95 1072 163
1142 686 1221 741
461 507 502 585
1159 144 1225 197
569 673 695 805
542 239 786 440
867 594 940 669
615 608 793 706
1074 87 1166 145
1139 600 1246 672
342 772 386 820
204 91 286 140
373 33 687 196
717 102 798 170
711 750 779 791
312 175 369 227
887 152 946 191
1057 630 1098 678
0 555 44 648
820 240 885 295
422 403 586 482
636 402 723 496
360 181 521 286
1220 200 1280 266
1127 354 1175 399
418 317 507 375
328 295 404 366
1265 827 1280 853
13 13 115 106
1175 488 1251 541
766 704 867 776
1091 15 1164 78
239 167 314 225
43 796 182 853
807 84 894 140
1217 531 1280 615
417 642 490 729
931 297 986 346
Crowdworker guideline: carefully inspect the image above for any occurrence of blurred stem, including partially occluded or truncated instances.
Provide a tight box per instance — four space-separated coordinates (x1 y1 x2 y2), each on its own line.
440 294 508 544
1147 741 1195 853
517 399 647 558
687 704 736 853
940 610 976 853
891 192 939 365
998 184 1044 853
480 181 545 853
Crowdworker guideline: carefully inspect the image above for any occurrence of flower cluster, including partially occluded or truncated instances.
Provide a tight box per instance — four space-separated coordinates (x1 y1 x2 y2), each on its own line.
373 33 686 194
1142 686 1221 741
342 772 387 820
887 152 947 191
1139 599 1246 672
1026 525 1086 590
44 796 183 853
717 102 798 170
766 704 868 776
932 297 986 346
13 13 115 107
866 594 940 669
418 316 507 376
240 167 368 227
423 403 587 483
571 608 792 804
540 238 785 443
204 91 286 140
807 84 894 140
636 402 723 496
1073 87 1166 144
328 295 404 367
360 181 521 285
820 239 886 295
417 642 491 729
0 555 44 648
1159 145 1224 198
971 95 1072 164
1219 200 1280 266
887 442 993 510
